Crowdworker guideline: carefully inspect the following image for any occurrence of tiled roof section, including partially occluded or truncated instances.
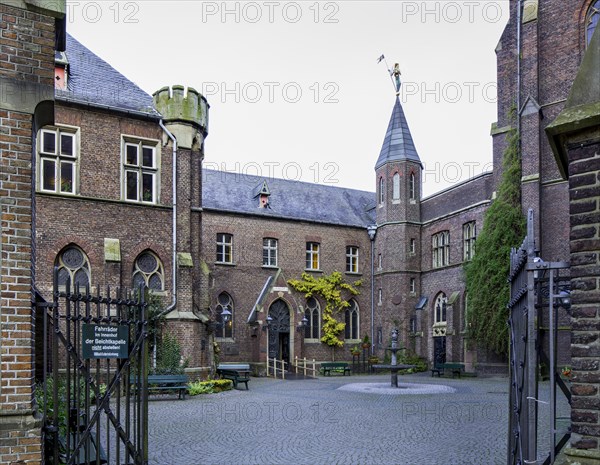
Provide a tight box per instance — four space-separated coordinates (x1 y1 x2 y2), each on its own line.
56 34 159 117
202 169 376 228
375 97 421 169
421 172 493 222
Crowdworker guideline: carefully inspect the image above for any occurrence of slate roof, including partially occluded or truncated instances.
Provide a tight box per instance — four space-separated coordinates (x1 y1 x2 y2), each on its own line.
202 169 376 228
56 34 159 118
375 97 421 169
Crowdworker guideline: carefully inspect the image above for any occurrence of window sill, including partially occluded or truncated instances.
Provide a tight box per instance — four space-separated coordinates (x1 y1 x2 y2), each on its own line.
392 199 401 204
215 337 235 343
410 199 417 204
215 262 235 267
304 269 322 273
345 272 362 276
304 339 321 344
262 265 279 270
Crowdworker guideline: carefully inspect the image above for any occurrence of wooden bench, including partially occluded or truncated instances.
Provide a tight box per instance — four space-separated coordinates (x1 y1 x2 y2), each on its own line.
320 362 351 376
217 364 251 390
431 363 465 378
132 374 189 399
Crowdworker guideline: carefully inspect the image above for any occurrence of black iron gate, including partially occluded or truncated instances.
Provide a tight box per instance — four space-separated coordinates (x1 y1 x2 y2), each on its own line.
507 210 571 465
41 269 149 464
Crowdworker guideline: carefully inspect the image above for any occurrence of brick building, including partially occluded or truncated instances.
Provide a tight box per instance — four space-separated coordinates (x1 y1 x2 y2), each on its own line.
1 0 599 461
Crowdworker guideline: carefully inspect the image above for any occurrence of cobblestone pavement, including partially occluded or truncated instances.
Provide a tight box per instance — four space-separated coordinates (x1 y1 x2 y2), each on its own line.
147 372 517 465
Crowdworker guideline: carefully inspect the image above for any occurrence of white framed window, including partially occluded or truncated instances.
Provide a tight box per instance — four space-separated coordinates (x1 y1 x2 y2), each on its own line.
378 288 382 305
432 231 450 268
409 172 416 200
215 292 233 339
410 278 416 294
410 238 416 255
306 242 320 270
378 177 384 204
38 126 78 194
304 297 321 340
392 172 400 200
122 138 159 204
216 233 233 264
587 0 600 46
377 253 382 270
263 238 278 267
132 250 164 291
346 246 359 273
463 221 477 261
56 245 91 289
344 299 360 340
434 293 447 325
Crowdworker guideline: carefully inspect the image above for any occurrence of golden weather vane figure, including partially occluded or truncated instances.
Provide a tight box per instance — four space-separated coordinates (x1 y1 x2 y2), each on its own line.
377 54 402 96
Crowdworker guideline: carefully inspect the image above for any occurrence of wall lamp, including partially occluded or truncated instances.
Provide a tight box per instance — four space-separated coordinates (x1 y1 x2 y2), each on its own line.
262 315 273 332
221 306 232 323
297 315 309 333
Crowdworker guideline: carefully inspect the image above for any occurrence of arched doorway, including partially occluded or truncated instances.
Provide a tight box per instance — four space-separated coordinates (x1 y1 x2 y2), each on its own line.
268 299 290 365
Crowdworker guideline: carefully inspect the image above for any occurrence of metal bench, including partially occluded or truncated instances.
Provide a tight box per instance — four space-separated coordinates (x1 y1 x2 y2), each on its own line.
217 369 250 390
131 374 189 399
320 362 351 376
431 363 465 378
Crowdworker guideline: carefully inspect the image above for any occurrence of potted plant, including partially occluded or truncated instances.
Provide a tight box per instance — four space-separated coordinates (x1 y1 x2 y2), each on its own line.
350 345 361 356
361 335 370 349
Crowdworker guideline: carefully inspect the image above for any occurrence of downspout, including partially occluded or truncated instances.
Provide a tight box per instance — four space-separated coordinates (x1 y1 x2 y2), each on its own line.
154 120 177 368
516 0 523 129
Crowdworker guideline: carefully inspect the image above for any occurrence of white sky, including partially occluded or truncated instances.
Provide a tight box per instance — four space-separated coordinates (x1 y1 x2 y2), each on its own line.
67 0 510 197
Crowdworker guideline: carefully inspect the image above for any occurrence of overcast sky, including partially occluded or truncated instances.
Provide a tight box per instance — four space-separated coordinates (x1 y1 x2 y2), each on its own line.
67 1 510 197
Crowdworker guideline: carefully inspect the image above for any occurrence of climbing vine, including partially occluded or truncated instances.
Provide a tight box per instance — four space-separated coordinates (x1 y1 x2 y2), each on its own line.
288 272 361 349
464 117 525 356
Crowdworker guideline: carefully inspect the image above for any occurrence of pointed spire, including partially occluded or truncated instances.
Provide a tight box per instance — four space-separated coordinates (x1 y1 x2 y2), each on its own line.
375 97 421 170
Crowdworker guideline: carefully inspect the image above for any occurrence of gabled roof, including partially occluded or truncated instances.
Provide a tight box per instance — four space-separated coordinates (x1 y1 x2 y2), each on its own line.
202 169 376 228
56 34 160 118
375 97 421 169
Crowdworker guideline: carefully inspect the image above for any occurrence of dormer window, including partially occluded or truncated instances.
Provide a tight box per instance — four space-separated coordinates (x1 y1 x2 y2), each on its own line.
54 51 68 90
254 180 271 208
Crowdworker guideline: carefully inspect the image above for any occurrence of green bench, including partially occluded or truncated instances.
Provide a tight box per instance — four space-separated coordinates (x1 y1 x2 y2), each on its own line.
431 363 465 378
217 369 250 390
320 362 351 376
131 374 189 399
217 364 251 390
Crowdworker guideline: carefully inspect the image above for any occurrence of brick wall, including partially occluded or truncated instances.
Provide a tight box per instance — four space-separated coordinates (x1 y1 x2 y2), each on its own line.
1 2 62 463
568 138 600 456
202 211 372 365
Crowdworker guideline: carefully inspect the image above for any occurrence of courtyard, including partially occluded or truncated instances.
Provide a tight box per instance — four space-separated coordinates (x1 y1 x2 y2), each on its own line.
147 373 513 465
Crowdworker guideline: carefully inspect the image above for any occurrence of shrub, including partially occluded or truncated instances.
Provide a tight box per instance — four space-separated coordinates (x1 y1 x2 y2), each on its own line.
188 379 233 396
154 332 189 375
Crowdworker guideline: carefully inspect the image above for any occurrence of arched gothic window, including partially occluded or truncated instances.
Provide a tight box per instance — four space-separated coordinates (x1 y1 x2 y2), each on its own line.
304 297 321 340
379 177 384 204
132 251 164 291
215 292 233 338
56 245 91 288
392 173 400 200
434 293 447 325
587 0 600 46
344 299 360 340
